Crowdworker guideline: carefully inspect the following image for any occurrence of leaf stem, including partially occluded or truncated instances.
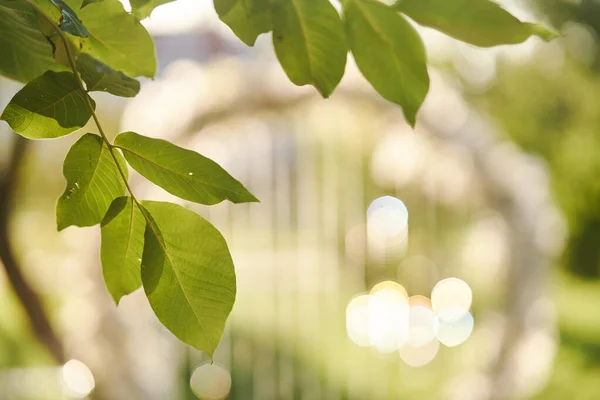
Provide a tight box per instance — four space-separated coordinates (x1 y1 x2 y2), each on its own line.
29 1 144 210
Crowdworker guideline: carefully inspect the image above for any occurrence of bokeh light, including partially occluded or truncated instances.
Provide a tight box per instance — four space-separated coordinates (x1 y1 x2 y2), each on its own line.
190 363 232 400
434 311 475 347
61 359 95 399
370 130 426 188
346 294 371 347
366 196 409 240
431 278 472 320
399 339 440 367
368 281 410 353
407 299 436 347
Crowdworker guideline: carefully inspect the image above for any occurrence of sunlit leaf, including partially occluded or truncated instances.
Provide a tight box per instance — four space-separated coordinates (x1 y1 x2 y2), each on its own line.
0 0 54 82
272 0 347 97
114 132 259 205
130 0 175 20
141 201 236 356
101 196 145 304
77 53 140 97
396 0 557 47
69 0 156 78
344 0 429 127
214 0 272 46
56 133 128 230
1 71 95 139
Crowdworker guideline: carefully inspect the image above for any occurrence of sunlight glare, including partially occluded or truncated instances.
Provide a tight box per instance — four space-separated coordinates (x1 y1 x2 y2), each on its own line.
190 363 232 400
368 281 410 353
434 310 475 347
346 294 371 347
399 339 440 367
367 196 409 240
431 277 472 320
407 300 436 347
61 359 95 399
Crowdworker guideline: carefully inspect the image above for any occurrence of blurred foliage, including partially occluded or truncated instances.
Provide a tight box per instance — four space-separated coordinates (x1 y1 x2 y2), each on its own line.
471 50 600 278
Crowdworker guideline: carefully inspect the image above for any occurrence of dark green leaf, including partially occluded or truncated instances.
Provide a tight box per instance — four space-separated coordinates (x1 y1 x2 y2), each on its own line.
214 0 272 46
344 0 429 127
101 196 145 304
56 133 128 230
70 0 156 78
396 0 557 47
77 53 140 97
1 71 95 139
51 0 89 37
0 0 54 82
141 201 236 356
272 0 347 97
114 132 259 205
130 0 175 20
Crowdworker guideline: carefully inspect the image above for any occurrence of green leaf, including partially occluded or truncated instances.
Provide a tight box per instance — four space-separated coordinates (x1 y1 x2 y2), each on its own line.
344 0 429 127
101 196 145 304
395 0 557 47
141 201 236 356
77 53 140 97
81 0 103 8
214 0 272 46
71 0 156 78
1 71 95 139
51 0 89 37
114 132 259 205
130 0 175 20
272 0 347 97
56 133 128 230
0 0 54 82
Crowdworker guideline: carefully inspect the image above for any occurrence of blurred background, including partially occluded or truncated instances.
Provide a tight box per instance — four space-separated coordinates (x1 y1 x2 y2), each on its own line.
1 0 599 398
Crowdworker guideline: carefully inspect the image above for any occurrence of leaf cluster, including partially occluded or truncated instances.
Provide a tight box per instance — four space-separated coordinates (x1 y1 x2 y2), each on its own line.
0 0 555 356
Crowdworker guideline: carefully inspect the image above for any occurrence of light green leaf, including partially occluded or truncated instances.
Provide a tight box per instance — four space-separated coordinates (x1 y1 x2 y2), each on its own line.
114 132 259 205
51 0 89 37
344 0 429 127
141 201 236 356
81 0 103 8
1 71 95 139
0 0 54 82
396 0 557 47
214 0 272 46
130 0 175 20
272 0 347 97
71 0 156 78
101 196 145 304
77 53 140 97
56 133 128 230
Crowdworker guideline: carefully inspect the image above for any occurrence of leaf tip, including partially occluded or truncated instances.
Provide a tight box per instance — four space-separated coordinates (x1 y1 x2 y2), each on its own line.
314 83 334 99
403 110 418 129
529 23 559 42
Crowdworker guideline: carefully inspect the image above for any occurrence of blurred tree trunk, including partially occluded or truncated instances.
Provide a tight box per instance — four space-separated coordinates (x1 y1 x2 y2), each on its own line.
0 136 66 364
